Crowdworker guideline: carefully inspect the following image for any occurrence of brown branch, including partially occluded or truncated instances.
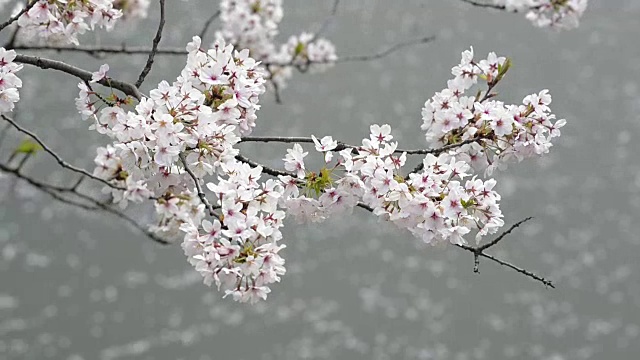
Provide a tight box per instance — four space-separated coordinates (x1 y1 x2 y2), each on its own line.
135 0 166 88
0 0 37 33
14 54 142 100
1 114 125 190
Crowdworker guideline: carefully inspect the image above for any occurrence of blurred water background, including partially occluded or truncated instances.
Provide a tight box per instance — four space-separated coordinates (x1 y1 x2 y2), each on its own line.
1 0 640 359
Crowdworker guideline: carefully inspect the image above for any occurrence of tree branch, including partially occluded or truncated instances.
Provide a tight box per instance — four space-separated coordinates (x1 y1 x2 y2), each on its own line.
235 153 294 178
1 114 125 191
0 162 169 245
135 0 166 88
14 54 142 100
459 0 506 10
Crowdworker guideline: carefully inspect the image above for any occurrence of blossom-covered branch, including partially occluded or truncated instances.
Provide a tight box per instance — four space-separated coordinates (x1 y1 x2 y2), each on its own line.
460 0 588 30
14 53 142 99
0 1 577 306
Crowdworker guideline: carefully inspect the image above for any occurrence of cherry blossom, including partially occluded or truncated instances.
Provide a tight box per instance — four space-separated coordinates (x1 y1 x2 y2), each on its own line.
421 47 567 175
0 48 22 114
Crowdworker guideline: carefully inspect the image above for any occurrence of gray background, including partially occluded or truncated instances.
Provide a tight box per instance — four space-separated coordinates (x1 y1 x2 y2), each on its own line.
1 0 639 359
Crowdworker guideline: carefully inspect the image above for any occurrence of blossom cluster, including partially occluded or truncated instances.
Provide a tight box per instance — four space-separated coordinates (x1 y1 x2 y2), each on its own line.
77 35 266 200
16 0 123 45
216 0 337 88
76 37 290 302
281 124 504 246
0 48 22 114
421 47 566 175
494 0 588 29
182 164 287 304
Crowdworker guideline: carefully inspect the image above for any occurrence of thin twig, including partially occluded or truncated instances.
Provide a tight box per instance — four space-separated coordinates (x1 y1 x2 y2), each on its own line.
477 216 533 252
0 162 168 244
335 36 436 63
14 54 142 100
355 203 553 288
135 0 166 88
13 44 188 56
1 114 125 190
315 0 340 39
463 246 555 288
198 10 221 40
459 0 506 9
0 0 37 33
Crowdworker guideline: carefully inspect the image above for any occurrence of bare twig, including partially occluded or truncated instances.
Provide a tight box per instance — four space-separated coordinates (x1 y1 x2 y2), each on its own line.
0 0 37 33
315 0 341 39
459 0 506 9
477 216 533 252
356 203 553 288
135 0 166 88
0 162 169 245
335 36 436 63
460 244 555 288
198 10 221 40
14 54 142 100
1 114 125 190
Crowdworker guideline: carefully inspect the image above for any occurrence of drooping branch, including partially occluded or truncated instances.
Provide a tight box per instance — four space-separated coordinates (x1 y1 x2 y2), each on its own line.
0 162 169 245
14 54 142 100
1 114 125 190
135 0 166 88
0 0 38 33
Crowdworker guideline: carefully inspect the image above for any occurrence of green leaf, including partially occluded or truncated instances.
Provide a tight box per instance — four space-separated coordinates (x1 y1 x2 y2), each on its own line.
15 139 42 154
